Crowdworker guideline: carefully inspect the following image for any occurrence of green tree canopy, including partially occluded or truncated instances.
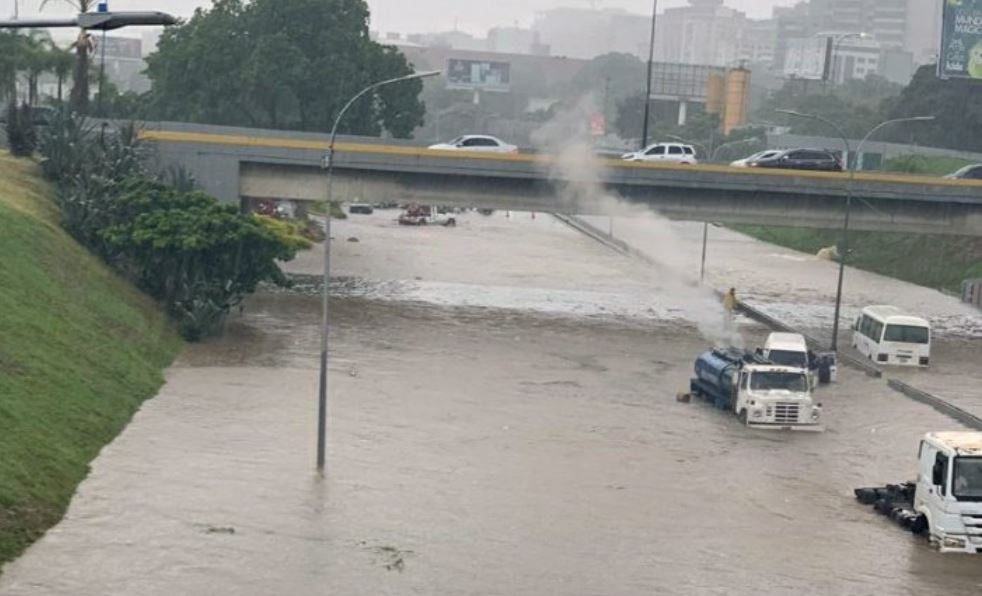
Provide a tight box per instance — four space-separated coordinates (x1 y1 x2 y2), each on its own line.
885 65 982 152
144 0 425 136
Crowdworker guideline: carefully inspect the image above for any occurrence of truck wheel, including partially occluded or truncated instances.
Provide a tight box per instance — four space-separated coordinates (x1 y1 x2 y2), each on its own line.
910 514 928 535
738 410 748 425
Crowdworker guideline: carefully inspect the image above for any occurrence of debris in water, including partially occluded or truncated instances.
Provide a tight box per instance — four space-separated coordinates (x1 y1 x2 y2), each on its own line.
348 237 360 242
204 526 236 535
369 544 414 573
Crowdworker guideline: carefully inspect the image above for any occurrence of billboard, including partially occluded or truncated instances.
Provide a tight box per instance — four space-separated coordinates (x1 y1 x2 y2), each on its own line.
783 38 831 80
648 63 726 101
446 59 511 92
940 0 982 79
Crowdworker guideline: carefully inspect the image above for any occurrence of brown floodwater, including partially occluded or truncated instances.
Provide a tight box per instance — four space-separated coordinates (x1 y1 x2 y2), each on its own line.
2 211 980 595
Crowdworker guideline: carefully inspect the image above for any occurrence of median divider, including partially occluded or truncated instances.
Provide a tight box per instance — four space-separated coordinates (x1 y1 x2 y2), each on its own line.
554 213 982 429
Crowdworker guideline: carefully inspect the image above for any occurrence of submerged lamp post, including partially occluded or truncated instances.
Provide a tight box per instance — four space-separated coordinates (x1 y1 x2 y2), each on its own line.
775 109 934 352
317 69 441 472
640 0 658 149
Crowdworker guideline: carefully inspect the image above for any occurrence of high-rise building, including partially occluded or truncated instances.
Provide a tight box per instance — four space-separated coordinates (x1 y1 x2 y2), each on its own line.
774 0 935 70
658 0 750 67
531 8 651 60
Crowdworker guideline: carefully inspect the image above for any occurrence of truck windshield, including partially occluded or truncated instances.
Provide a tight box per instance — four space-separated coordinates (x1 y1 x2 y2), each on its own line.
953 457 982 501
767 350 807 368
883 325 929 344
750 372 808 392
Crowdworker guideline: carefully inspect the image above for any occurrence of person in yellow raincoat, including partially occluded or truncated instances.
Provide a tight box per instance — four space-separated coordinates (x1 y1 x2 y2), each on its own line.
722 287 737 313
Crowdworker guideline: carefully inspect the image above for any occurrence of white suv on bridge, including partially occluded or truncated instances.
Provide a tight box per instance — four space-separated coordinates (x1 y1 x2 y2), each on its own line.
622 142 698 165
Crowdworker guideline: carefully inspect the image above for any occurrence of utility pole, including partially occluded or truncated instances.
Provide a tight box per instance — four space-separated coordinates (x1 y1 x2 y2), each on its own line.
640 0 658 149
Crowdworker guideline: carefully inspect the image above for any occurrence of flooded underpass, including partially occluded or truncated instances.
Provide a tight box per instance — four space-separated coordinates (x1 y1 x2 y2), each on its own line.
2 211 981 595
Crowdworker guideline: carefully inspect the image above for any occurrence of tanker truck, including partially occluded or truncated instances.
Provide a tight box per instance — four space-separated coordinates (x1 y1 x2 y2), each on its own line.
688 348 823 431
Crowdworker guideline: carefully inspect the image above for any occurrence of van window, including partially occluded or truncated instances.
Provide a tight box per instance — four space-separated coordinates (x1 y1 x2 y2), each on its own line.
868 320 884 341
883 324 929 344
668 146 683 155
646 146 666 156
683 146 694 155
860 315 872 337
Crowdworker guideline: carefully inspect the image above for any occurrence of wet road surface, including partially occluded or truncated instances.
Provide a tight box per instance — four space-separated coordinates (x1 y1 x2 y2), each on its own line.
2 211 981 595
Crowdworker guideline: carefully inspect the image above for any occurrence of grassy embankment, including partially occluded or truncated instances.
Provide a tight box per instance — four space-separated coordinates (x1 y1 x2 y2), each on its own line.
0 153 180 567
735 156 982 293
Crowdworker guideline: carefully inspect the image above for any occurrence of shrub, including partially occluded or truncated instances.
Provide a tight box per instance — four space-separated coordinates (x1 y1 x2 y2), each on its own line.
5 102 38 157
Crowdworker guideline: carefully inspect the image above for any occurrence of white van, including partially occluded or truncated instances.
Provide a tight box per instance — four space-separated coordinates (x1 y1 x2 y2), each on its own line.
759 332 837 387
852 305 931 367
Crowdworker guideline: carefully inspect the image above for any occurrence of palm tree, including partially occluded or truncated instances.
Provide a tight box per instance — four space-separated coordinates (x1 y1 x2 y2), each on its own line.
49 45 75 104
0 32 25 105
39 0 97 113
21 30 53 106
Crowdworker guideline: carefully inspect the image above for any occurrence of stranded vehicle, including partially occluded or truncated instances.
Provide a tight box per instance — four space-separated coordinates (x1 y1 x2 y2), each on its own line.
758 332 837 388
398 205 457 227
852 305 931 367
688 347 823 431
856 432 982 553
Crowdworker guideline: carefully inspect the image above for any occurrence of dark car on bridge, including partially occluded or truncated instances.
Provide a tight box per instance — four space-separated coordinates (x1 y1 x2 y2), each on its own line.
748 149 843 172
944 164 982 180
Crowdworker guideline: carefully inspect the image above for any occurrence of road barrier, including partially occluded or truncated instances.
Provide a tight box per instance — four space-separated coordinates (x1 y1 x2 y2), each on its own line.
555 213 982 429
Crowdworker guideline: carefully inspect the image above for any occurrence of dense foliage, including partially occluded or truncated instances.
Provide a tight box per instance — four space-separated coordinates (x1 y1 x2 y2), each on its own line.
37 111 300 340
143 0 425 136
4 102 37 157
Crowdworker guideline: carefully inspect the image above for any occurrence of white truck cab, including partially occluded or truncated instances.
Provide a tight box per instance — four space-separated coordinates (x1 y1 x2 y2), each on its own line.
734 363 823 430
915 432 982 553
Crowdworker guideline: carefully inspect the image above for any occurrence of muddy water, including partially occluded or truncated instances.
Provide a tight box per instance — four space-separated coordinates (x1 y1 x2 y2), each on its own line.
2 212 982 595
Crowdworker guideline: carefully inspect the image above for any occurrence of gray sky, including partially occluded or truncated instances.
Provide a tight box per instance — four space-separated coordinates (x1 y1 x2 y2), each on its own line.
8 0 797 36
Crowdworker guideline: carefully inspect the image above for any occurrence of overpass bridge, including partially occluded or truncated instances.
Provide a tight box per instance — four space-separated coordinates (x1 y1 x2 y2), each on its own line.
140 122 982 236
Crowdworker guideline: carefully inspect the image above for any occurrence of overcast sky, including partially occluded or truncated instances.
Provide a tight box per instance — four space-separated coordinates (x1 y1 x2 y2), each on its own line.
8 0 798 36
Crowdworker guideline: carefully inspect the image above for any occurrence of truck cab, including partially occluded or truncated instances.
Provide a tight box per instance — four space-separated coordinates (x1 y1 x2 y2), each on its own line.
914 432 982 553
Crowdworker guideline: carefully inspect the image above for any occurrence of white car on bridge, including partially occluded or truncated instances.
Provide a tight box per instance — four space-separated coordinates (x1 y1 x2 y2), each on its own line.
621 142 698 165
428 135 519 154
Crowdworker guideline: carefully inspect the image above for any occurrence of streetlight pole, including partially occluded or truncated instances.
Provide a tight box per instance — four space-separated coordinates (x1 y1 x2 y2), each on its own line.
775 110 934 352
855 116 935 171
317 69 440 472
710 136 762 162
776 109 851 351
667 134 707 160
640 0 658 150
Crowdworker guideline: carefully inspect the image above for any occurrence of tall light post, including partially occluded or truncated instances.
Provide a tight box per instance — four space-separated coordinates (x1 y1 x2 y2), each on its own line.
667 134 707 160
640 0 658 149
711 136 762 162
776 109 934 351
317 69 440 472
816 32 868 84
776 108 851 351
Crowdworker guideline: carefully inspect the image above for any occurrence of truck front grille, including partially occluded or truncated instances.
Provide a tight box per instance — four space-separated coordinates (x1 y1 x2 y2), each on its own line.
774 403 800 424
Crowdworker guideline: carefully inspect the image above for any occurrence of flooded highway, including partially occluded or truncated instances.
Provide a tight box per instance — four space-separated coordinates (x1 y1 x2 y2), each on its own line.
2 211 982 595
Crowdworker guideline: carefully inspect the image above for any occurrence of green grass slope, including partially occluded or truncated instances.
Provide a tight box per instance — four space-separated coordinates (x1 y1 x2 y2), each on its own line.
0 153 180 567
733 225 982 293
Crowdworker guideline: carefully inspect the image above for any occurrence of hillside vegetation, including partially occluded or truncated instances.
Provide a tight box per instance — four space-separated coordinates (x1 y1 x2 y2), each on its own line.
0 153 180 567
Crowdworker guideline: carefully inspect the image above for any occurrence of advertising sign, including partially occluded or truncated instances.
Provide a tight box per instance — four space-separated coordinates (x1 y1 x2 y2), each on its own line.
783 38 830 81
446 59 511 92
940 0 982 79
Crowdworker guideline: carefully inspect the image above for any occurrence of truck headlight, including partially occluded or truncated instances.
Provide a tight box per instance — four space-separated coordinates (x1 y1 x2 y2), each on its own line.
752 409 763 418
811 408 821 421
943 536 966 549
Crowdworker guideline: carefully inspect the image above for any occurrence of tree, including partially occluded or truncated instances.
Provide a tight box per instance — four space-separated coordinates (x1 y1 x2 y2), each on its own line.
49 45 75 104
886 65 982 152
40 0 97 113
0 32 26 105
568 52 646 118
5 101 38 156
144 0 425 136
21 31 54 107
